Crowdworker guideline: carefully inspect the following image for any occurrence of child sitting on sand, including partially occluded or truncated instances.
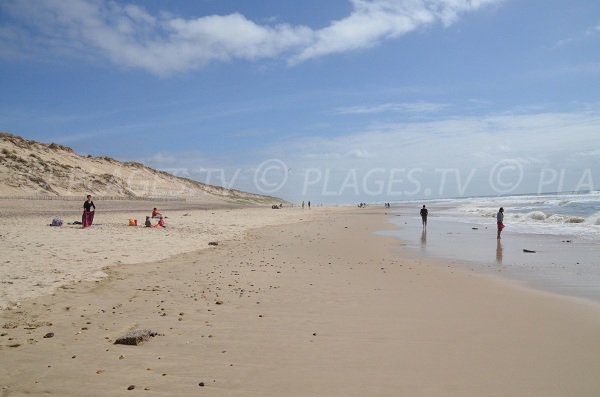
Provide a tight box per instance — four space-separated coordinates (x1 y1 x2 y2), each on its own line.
151 208 162 218
144 216 152 227
153 216 166 228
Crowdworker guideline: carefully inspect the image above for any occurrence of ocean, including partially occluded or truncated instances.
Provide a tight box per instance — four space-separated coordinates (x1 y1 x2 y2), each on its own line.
385 191 600 302
435 191 600 239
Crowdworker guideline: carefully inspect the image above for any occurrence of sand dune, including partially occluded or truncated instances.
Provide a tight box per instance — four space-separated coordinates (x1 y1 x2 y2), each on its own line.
0 132 279 205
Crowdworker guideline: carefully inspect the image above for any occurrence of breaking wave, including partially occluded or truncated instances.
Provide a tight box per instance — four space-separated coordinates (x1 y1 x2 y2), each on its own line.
444 191 600 238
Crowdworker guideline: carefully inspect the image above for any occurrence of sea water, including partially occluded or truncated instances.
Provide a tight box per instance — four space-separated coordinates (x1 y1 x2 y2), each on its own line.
385 191 600 302
439 191 600 238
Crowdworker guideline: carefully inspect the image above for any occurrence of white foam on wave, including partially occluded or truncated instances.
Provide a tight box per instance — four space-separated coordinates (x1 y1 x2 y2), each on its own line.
511 211 585 224
436 191 600 239
524 211 547 221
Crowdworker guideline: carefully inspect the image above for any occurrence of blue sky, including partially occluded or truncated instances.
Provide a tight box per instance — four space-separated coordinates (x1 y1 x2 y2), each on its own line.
1 0 599 203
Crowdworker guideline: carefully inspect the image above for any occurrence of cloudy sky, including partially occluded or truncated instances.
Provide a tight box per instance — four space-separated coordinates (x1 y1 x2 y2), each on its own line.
1 0 599 203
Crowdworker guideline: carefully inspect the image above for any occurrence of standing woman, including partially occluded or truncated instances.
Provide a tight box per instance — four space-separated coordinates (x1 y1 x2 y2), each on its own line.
82 194 96 228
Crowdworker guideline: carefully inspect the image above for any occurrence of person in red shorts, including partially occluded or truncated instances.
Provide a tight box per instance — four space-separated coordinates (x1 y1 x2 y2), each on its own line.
496 207 505 239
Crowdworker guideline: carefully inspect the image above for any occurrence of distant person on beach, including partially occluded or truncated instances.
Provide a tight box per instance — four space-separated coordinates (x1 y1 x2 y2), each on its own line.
420 205 428 228
144 216 152 227
153 216 166 229
302 201 305 209
152 208 162 218
308 201 311 209
82 195 95 228
497 207 505 239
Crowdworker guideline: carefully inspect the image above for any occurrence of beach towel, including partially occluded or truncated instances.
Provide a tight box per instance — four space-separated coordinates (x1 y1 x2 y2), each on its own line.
82 211 95 228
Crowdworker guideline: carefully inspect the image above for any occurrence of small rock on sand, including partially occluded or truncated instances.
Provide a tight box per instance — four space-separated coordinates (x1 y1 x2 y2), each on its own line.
114 329 159 346
43 332 54 338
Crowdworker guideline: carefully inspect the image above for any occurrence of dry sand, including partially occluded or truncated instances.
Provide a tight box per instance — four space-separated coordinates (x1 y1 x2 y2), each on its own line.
1 205 600 396
0 199 311 308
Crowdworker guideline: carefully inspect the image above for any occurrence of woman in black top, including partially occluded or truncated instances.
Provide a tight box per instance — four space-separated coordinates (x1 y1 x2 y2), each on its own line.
82 194 95 228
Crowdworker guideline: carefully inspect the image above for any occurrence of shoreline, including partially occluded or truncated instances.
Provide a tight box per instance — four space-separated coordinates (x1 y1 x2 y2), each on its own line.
384 205 600 303
2 206 600 395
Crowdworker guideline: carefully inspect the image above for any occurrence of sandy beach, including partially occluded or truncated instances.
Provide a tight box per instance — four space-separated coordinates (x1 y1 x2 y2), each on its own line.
0 199 307 308
2 203 600 396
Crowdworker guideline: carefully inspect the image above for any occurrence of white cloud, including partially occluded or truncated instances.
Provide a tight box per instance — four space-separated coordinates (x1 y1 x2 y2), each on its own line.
147 152 178 166
127 107 600 201
252 108 600 200
346 149 373 159
576 149 600 157
0 0 501 75
585 24 600 36
551 23 600 50
334 101 449 115
291 0 499 63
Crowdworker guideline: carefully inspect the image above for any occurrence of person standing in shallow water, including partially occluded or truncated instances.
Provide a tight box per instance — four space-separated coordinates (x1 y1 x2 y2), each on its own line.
420 205 428 228
82 194 95 228
497 207 505 239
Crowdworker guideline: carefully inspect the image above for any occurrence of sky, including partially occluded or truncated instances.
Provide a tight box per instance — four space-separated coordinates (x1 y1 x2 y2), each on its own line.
1 0 599 204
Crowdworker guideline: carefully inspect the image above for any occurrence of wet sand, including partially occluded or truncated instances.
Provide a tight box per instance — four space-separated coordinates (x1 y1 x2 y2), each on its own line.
386 205 600 302
1 206 600 396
